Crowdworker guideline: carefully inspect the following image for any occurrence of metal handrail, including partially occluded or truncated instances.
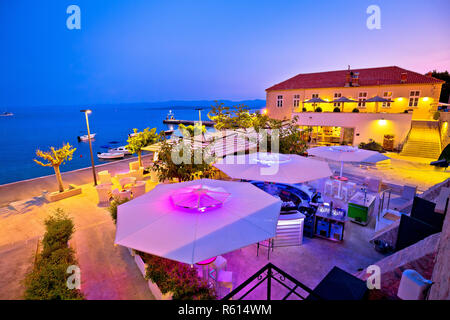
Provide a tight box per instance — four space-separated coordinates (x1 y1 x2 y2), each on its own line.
222 262 323 300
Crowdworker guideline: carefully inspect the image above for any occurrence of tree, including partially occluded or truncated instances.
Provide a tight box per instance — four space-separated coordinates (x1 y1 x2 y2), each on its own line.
126 127 159 167
208 102 254 130
178 123 206 137
430 70 450 103
263 116 309 155
34 143 76 192
152 137 217 182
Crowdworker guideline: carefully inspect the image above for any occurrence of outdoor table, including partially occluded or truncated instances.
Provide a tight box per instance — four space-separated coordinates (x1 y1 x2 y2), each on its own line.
196 257 217 283
118 189 132 201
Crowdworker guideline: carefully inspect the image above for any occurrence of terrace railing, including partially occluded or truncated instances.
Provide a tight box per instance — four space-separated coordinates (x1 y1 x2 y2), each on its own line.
222 263 323 300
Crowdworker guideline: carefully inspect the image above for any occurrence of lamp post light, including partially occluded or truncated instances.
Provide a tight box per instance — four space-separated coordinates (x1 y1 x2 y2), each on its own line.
80 109 97 186
195 107 203 126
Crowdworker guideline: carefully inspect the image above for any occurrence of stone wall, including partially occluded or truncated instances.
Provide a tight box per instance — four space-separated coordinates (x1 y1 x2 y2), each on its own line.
428 203 450 300
357 233 440 299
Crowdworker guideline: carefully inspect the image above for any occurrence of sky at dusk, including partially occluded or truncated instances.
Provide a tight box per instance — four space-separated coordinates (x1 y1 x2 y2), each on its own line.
1 0 449 108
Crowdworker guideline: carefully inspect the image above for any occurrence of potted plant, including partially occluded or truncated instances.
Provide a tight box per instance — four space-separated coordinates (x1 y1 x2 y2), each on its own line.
383 134 395 151
315 107 322 112
34 143 81 202
333 107 341 112
352 108 360 113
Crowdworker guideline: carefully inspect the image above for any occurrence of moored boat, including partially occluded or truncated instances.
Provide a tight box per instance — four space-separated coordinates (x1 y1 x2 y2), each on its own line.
108 145 132 155
78 133 96 141
97 152 124 160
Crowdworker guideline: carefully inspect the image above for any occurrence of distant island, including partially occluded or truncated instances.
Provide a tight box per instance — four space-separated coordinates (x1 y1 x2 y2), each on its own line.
96 99 266 110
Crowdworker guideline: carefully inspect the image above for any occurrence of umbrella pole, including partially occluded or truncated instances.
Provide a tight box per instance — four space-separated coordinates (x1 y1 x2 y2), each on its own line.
337 161 344 198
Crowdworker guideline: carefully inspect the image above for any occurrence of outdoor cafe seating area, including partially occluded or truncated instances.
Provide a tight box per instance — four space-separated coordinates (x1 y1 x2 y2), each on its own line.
103 147 450 300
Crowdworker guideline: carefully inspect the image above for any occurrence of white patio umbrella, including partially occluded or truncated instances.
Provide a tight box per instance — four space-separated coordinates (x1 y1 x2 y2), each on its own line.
213 152 333 184
307 146 389 198
307 145 389 178
114 179 281 265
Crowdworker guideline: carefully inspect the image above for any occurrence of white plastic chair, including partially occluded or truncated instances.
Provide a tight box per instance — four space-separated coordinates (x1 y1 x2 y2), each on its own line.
397 269 432 300
130 181 146 198
217 270 233 298
98 170 112 185
95 184 111 206
212 255 227 273
119 177 136 189
324 180 333 196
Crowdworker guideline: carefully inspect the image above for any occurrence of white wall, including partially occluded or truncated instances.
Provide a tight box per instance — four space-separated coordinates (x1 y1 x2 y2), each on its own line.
293 112 413 147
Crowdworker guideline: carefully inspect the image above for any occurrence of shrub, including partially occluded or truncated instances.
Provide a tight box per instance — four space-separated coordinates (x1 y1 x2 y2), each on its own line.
333 107 341 112
433 111 440 120
41 208 74 257
302 107 307 112
315 107 322 112
24 209 84 300
352 108 359 113
108 197 130 224
359 141 385 153
141 252 216 300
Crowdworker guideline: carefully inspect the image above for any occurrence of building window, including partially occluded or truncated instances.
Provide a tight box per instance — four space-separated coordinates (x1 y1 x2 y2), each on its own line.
312 93 319 99
358 92 367 108
409 90 420 107
382 91 393 108
333 92 342 107
277 95 283 107
293 94 300 108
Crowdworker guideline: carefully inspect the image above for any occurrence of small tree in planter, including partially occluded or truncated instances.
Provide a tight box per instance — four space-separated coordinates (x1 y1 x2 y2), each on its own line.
34 143 76 193
352 108 360 113
126 127 159 167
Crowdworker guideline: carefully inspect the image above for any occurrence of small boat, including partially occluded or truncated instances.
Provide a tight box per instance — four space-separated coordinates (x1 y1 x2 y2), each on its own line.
163 129 174 136
0 112 13 117
78 133 96 141
97 152 124 160
108 146 132 155
128 132 138 138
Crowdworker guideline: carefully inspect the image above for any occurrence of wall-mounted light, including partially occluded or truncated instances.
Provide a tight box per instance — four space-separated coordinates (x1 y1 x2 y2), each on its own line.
378 118 387 126
262 108 268 115
397 97 404 101
423 97 429 101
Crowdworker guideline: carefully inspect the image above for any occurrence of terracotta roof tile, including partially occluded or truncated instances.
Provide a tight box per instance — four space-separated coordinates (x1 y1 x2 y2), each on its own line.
266 66 444 91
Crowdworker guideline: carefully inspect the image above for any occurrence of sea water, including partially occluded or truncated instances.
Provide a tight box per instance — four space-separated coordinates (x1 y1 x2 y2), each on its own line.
0 104 213 184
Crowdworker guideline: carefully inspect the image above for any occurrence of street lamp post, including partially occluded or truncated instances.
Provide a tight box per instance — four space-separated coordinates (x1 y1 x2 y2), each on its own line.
80 109 97 186
195 107 203 126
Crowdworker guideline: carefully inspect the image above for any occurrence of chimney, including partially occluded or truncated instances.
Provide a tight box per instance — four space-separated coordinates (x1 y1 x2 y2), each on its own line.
352 72 360 86
345 65 351 87
400 72 407 83
425 71 432 77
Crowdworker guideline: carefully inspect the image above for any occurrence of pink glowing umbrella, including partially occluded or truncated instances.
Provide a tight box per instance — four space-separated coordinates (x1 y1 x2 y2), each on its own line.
170 185 230 212
114 179 281 264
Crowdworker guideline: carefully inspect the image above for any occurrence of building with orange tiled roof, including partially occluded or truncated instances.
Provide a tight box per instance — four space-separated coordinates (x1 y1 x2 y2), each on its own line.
265 66 445 157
